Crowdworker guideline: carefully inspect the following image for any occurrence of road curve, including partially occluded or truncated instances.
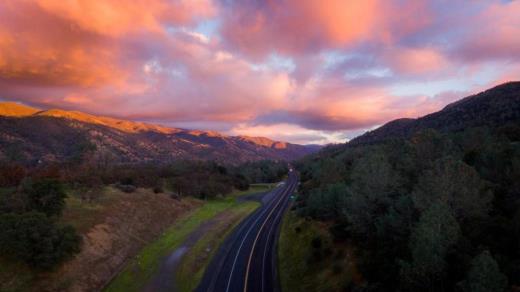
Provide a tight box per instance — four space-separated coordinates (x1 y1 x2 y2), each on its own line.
196 171 298 292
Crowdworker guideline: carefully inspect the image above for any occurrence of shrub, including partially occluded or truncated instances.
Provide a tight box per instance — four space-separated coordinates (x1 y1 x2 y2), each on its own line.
26 179 67 217
311 236 322 249
0 212 81 268
332 263 343 274
116 184 136 193
120 177 134 186
307 250 323 264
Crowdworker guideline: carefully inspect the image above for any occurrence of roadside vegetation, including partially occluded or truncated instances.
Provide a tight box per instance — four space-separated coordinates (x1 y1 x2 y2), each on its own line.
0 185 199 292
294 125 520 291
278 210 359 292
104 196 244 291
0 155 287 291
0 177 81 269
105 180 272 291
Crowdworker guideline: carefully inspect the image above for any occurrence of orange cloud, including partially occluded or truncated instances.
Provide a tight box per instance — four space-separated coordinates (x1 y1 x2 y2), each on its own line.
0 0 216 89
35 0 216 36
0 1 124 87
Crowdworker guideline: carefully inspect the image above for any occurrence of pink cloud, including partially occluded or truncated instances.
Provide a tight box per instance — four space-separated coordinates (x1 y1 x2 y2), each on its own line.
35 0 216 36
220 0 432 58
453 0 520 62
384 47 449 75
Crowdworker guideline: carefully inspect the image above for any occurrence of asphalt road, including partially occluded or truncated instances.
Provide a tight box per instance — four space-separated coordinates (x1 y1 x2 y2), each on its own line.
196 170 298 292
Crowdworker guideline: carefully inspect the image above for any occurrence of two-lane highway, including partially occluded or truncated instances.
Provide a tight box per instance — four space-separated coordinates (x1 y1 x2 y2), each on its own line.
197 170 298 292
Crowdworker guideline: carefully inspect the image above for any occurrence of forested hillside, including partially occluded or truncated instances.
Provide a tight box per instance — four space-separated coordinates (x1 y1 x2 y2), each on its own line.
293 83 520 291
0 103 319 165
350 82 520 145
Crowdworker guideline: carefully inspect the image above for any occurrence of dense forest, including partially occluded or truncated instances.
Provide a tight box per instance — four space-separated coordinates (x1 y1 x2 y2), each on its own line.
295 124 520 291
0 158 287 270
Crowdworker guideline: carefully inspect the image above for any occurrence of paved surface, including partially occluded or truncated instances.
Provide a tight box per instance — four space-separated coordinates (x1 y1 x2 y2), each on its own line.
196 171 298 292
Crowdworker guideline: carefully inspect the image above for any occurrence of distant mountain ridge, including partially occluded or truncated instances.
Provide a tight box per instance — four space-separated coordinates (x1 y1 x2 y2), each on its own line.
350 81 520 145
0 103 320 164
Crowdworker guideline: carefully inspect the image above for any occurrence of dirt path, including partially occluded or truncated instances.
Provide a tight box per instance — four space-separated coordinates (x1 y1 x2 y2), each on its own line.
143 192 267 292
142 212 228 292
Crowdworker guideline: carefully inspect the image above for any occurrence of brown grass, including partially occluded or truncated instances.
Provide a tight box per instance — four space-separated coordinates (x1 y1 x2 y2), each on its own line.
0 187 200 292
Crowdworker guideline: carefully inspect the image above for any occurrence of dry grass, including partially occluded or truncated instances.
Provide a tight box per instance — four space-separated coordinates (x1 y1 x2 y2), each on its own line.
0 187 199 292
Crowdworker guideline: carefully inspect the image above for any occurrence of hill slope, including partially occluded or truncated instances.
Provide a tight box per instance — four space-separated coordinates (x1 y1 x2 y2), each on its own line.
0 104 319 164
350 81 520 145
0 102 39 117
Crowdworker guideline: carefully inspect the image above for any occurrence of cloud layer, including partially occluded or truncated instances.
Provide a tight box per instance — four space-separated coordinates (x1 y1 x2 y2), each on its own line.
0 0 519 144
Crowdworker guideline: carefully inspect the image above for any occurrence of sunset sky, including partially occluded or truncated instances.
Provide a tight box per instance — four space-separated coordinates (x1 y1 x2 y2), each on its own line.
0 0 519 144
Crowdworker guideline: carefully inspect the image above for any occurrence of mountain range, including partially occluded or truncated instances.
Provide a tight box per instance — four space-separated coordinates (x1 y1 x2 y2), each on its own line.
350 81 520 145
0 103 320 164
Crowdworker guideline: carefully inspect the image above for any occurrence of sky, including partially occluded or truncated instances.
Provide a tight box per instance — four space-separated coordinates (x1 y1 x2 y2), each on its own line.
0 0 519 144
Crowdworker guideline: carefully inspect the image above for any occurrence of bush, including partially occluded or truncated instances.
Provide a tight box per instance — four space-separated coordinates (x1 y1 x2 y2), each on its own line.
332 263 343 274
120 177 134 186
116 183 136 193
311 236 322 249
0 212 81 268
26 179 67 217
0 190 29 213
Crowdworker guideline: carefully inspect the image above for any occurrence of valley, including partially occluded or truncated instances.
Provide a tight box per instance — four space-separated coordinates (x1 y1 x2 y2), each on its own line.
1 1 519 289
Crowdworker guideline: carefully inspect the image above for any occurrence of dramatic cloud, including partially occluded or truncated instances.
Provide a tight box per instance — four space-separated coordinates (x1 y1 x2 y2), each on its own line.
220 0 432 58
35 0 215 36
0 0 519 144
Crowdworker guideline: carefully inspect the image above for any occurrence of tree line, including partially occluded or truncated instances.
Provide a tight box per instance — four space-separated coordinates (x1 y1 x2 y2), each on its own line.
0 158 288 269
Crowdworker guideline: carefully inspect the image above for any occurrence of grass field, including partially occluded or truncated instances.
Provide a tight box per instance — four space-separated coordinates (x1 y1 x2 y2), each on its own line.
278 210 359 292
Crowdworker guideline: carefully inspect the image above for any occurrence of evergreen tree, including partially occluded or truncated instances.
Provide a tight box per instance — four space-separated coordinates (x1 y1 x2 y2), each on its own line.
401 203 460 291
460 250 507 292
412 157 492 220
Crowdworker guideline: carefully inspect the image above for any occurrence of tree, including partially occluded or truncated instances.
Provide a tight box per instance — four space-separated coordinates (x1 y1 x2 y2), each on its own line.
26 179 67 217
350 148 398 200
0 189 29 213
345 148 399 237
401 203 460 291
317 158 347 185
412 157 492 220
0 212 81 268
304 183 350 220
410 129 454 169
459 250 507 292
233 173 249 191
